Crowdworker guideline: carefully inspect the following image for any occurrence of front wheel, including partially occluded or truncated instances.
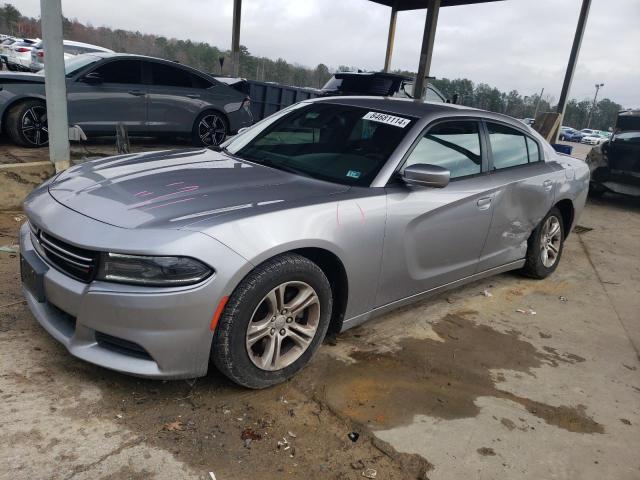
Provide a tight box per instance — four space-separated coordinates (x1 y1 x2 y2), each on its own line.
192 111 228 147
211 253 332 389
6 100 49 147
521 207 565 279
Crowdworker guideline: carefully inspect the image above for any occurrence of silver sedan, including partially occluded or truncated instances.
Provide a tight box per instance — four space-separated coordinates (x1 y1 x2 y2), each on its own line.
20 97 589 388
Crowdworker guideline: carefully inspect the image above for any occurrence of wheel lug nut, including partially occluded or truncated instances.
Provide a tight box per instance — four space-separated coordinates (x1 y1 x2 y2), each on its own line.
281 309 287 314
286 317 293 323
271 316 275 322
270 328 275 335
279 329 286 335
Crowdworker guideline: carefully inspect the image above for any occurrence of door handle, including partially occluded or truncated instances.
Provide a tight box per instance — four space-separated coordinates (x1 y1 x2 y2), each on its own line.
477 197 492 210
543 180 553 191
186 93 200 99
128 90 145 96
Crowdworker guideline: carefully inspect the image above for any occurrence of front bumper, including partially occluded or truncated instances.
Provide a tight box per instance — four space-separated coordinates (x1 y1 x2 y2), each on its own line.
19 205 251 379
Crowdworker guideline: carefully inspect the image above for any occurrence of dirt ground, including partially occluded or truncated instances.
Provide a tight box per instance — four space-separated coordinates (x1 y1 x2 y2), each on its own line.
0 135 193 165
1 140 639 479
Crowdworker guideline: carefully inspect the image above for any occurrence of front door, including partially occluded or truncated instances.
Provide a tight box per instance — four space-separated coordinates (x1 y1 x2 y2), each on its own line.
377 119 494 307
67 59 147 135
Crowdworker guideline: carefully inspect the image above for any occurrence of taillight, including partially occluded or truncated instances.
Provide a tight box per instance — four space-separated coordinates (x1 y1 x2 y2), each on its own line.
37 51 44 58
16 47 30 52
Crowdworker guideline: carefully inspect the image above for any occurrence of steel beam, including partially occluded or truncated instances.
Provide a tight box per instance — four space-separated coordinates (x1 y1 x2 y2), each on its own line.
40 0 70 172
413 0 440 99
383 4 398 72
554 0 591 140
231 0 242 77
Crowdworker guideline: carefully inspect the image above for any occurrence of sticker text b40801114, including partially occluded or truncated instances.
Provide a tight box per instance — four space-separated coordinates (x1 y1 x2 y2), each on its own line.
362 111 411 128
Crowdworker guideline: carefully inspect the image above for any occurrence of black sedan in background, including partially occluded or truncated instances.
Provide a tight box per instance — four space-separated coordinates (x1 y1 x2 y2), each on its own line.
586 109 640 197
0 53 253 147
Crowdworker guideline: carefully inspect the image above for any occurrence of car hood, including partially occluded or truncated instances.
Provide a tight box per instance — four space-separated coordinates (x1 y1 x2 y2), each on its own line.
0 72 44 84
48 148 349 229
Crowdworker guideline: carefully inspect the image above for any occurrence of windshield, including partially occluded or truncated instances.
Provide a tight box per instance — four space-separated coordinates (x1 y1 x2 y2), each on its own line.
36 53 101 77
225 102 416 186
614 131 640 142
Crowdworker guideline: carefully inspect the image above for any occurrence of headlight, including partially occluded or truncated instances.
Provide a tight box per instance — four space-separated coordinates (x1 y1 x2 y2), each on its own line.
96 253 212 286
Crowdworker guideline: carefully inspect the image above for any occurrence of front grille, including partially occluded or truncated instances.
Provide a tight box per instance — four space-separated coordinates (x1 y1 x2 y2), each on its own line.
29 223 98 282
95 332 153 360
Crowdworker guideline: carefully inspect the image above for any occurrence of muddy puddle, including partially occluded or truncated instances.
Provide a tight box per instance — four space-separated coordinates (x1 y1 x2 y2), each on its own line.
301 310 603 434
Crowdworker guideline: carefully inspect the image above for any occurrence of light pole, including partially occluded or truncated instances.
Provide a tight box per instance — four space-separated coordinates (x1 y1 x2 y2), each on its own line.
532 87 544 121
586 83 604 128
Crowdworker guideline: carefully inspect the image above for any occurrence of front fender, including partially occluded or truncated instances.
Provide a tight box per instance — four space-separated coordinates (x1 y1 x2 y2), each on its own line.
189 194 388 320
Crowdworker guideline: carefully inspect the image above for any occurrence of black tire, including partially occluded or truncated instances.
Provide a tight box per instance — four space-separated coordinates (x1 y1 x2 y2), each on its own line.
211 253 333 389
521 207 565 279
6 99 49 148
191 110 228 147
588 183 606 198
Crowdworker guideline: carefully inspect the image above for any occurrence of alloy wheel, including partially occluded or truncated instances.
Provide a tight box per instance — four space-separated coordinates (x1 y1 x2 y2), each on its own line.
245 281 320 371
21 105 48 146
540 215 562 268
197 114 226 146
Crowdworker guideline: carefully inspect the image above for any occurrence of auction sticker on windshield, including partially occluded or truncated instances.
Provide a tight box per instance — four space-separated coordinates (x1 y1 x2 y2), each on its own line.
362 111 411 128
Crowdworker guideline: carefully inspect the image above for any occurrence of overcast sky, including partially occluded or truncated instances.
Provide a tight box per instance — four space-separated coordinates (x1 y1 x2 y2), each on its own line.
14 0 640 107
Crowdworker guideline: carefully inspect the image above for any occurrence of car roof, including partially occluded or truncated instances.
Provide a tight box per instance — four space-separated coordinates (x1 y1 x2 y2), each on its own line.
308 95 527 127
33 39 113 51
91 52 178 62
333 71 412 81
86 52 215 77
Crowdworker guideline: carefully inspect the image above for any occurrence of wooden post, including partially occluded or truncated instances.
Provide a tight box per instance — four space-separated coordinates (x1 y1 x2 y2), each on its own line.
413 0 440 99
383 4 398 72
231 0 242 77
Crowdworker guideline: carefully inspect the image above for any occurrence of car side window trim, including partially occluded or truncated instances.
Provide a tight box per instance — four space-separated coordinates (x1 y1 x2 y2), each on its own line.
482 119 544 172
391 116 489 184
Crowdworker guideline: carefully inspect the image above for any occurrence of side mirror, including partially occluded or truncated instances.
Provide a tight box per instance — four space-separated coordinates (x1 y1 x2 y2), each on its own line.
402 164 450 188
82 72 103 84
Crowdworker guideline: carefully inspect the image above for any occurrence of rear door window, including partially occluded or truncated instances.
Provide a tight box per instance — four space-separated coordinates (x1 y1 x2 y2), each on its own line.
487 123 530 170
92 59 142 84
526 137 540 162
191 74 213 89
149 62 193 88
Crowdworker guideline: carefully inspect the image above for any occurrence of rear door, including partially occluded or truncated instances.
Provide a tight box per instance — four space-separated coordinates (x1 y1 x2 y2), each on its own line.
377 119 494 306
67 58 147 135
145 61 223 134
476 121 557 271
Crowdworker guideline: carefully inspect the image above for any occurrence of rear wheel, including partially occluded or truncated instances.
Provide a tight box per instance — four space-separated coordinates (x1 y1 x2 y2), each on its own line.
521 207 565 279
6 100 49 148
211 253 332 389
192 111 228 147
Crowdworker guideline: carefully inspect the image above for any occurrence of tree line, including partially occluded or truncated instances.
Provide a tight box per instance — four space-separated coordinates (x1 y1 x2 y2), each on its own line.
1 2 625 131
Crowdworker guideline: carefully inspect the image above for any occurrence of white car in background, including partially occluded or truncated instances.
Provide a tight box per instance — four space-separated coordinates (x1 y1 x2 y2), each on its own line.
29 39 113 72
581 134 607 146
6 38 39 71
0 36 17 68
